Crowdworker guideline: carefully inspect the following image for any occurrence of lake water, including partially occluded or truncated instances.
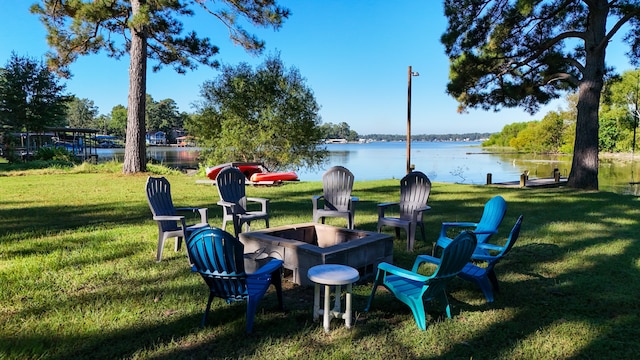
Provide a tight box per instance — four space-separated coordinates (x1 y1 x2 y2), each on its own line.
96 141 640 195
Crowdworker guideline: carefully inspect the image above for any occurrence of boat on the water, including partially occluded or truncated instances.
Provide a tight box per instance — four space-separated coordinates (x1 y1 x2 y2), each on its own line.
206 162 299 183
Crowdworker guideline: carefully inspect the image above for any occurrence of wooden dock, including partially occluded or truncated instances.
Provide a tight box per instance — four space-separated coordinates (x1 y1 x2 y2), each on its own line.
490 177 568 189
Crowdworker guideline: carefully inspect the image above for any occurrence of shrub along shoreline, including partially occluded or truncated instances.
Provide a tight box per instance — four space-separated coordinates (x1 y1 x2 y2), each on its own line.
1 165 639 359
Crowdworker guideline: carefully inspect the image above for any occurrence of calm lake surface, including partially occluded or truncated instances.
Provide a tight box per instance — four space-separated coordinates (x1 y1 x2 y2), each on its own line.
96 141 640 195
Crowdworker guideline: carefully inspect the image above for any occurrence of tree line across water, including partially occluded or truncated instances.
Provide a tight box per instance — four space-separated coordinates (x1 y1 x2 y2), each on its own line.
0 52 490 168
361 133 493 142
3 51 638 168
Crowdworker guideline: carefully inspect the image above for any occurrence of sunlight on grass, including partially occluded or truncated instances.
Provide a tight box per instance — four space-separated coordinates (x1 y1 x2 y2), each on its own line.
1 168 640 359
509 320 600 359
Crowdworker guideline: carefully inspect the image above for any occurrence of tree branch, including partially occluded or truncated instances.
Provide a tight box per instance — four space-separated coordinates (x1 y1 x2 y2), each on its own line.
598 10 639 52
545 72 580 87
193 0 239 43
502 31 586 76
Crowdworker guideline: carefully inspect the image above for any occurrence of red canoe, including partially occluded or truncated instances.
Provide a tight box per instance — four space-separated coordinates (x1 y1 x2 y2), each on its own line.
206 162 299 182
206 162 264 181
250 171 299 182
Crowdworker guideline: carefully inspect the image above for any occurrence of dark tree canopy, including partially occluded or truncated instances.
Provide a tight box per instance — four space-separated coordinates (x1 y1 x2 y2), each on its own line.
0 53 69 134
319 122 360 141
31 0 290 173
189 54 327 171
145 95 181 133
109 104 128 138
65 96 98 128
442 0 640 190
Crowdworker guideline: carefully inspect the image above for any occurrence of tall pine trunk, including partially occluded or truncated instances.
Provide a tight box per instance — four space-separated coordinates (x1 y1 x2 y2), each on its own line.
123 0 148 174
567 1 608 190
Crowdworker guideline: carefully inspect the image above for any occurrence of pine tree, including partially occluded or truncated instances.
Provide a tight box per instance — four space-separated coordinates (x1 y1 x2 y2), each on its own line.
442 0 640 190
31 0 289 173
0 53 69 158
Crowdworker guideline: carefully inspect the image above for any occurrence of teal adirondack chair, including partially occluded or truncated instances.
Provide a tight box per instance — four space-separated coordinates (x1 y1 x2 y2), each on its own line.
186 227 284 333
433 195 507 255
365 231 477 330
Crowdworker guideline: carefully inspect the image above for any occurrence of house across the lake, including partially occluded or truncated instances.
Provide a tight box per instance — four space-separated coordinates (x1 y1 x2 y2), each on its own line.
146 131 166 146
324 138 348 144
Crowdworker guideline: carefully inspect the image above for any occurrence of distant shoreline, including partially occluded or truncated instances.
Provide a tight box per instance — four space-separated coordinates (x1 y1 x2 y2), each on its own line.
471 145 640 162
600 152 640 161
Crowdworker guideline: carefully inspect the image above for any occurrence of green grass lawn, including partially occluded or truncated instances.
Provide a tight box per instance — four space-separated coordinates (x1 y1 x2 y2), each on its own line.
1 164 639 359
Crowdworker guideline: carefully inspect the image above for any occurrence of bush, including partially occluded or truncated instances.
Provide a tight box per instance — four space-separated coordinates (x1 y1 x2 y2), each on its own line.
33 146 79 164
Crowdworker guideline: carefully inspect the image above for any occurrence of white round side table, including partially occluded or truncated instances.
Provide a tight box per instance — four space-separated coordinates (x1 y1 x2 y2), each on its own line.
307 264 360 332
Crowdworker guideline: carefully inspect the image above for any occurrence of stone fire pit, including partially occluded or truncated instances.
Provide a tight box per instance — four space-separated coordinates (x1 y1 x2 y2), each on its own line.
239 222 393 286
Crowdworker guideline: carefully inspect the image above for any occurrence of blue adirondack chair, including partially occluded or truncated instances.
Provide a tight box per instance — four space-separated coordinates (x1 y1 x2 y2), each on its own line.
365 231 477 330
433 195 507 255
457 215 524 302
312 166 359 229
377 171 432 251
186 227 284 333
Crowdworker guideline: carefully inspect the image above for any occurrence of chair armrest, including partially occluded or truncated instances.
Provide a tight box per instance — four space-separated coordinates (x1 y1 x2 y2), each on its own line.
378 202 399 208
247 197 269 211
433 235 452 253
472 229 499 235
217 200 243 213
440 221 479 238
471 243 504 260
470 253 498 262
411 254 441 272
197 208 208 223
475 242 504 252
175 207 202 212
436 224 496 251
153 216 187 233
442 221 479 227
153 215 185 221
175 207 208 223
248 258 284 278
377 202 399 218
377 262 428 282
349 196 359 211
411 205 432 222
312 195 324 209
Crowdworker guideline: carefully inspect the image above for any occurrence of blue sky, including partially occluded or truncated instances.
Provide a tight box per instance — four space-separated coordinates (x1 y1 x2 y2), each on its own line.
0 1 636 135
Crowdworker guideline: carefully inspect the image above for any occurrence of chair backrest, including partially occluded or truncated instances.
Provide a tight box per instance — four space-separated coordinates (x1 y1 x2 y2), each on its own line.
147 176 183 234
475 195 507 243
321 166 354 211
186 227 248 298
433 230 477 279
399 171 431 219
216 166 248 212
496 215 524 258
423 231 477 298
146 176 176 217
